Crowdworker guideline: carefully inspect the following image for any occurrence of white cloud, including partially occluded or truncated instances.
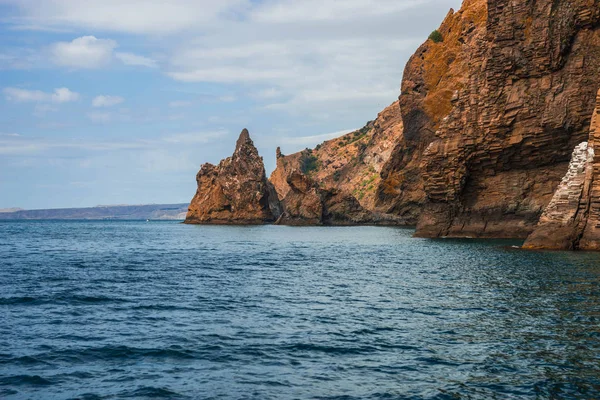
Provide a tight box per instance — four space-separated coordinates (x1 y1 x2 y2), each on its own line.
115 52 157 68
33 104 59 117
0 129 228 156
52 87 80 103
92 95 124 107
252 0 429 23
254 88 284 99
218 95 236 103
87 111 112 123
48 37 157 70
4 87 79 103
169 100 192 108
3 0 461 118
4 87 47 102
167 37 417 115
162 131 227 144
0 48 40 69
4 0 250 34
50 36 116 69
0 135 150 155
272 129 354 147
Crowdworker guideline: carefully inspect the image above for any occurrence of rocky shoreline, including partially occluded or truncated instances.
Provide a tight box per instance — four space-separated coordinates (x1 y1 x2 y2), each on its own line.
185 0 600 250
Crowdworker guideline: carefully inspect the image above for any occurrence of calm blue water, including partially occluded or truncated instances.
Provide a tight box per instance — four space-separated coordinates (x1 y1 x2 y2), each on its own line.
1 221 600 399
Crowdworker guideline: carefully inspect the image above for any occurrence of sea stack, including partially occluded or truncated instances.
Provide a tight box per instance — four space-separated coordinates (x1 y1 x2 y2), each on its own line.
184 129 282 224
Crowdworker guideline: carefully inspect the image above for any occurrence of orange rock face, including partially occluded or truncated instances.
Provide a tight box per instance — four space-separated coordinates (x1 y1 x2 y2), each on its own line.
376 0 487 224
184 129 281 224
406 0 600 238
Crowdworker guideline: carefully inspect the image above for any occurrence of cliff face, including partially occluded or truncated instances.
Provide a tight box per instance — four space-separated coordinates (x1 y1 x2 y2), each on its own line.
376 0 488 223
400 0 600 238
270 101 408 224
524 90 600 250
184 129 281 224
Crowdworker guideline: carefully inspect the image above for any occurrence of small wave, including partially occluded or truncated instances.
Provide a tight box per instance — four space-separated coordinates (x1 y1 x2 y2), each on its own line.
62 295 128 304
0 296 38 305
0 355 51 366
67 393 106 400
45 345 200 363
0 375 54 386
285 343 379 355
119 386 187 398
351 327 396 335
0 294 127 306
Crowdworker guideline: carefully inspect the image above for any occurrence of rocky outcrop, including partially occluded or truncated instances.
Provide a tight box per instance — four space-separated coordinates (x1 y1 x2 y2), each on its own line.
273 168 404 226
270 101 409 225
524 89 600 250
400 0 600 238
184 129 281 224
275 170 323 225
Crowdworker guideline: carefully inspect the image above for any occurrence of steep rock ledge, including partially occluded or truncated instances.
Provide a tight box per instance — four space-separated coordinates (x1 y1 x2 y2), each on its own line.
184 129 281 225
376 0 488 222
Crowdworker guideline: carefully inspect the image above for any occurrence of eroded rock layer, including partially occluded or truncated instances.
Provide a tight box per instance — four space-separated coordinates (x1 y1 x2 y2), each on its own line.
396 0 600 238
185 129 281 224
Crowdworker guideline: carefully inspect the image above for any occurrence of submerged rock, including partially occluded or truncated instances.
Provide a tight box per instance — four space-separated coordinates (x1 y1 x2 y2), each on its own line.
185 129 281 225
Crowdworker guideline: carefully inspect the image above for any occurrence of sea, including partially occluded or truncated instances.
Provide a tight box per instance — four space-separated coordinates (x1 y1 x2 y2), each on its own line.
1 220 600 399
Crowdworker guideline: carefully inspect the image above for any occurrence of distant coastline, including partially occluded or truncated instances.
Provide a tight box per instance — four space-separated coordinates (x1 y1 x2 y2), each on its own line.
0 204 188 220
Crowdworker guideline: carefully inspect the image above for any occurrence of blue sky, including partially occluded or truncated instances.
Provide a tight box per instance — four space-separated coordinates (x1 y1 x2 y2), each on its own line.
0 0 461 209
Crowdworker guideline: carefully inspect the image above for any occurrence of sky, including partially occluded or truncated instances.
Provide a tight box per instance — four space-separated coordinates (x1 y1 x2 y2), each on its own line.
0 0 461 209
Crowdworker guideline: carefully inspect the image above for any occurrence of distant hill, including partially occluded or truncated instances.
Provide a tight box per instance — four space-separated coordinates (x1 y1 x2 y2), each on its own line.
0 204 189 220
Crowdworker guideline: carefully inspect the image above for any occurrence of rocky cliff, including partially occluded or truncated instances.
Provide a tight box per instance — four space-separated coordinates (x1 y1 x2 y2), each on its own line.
270 101 407 225
184 129 281 224
524 89 600 250
388 0 600 238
